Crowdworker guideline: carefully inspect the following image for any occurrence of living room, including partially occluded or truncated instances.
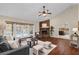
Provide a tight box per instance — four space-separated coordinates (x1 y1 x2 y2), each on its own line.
0 3 79 55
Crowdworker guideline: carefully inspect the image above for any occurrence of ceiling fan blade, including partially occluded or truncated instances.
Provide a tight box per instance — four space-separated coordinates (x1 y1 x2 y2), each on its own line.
39 11 42 13
48 13 52 14
38 13 42 16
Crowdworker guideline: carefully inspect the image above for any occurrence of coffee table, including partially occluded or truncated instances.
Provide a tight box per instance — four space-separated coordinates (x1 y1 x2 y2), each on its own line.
33 45 43 55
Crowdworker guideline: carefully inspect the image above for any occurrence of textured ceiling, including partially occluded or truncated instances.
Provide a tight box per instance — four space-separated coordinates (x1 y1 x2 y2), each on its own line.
0 3 75 21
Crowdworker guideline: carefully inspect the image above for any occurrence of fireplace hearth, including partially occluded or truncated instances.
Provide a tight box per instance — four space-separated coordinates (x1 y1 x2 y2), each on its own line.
59 31 65 35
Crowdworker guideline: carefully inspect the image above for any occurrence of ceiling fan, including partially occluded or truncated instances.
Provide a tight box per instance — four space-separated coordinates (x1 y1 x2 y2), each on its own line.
38 6 52 17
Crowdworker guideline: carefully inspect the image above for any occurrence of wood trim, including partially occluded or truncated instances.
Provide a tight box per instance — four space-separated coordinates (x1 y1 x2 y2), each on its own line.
6 21 34 25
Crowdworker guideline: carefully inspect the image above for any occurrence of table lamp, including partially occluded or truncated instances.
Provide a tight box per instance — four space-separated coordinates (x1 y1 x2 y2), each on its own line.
72 28 78 36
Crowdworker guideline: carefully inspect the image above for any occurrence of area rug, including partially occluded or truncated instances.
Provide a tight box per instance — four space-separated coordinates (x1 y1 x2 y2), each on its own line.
29 40 57 55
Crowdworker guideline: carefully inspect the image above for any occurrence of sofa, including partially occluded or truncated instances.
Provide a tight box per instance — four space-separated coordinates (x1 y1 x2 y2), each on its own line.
0 45 29 55
0 36 29 55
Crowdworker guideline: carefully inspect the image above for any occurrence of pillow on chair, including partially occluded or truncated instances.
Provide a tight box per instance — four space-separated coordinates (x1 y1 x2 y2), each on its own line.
5 36 19 49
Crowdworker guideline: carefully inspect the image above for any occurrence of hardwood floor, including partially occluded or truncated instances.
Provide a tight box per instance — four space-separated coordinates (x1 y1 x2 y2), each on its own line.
40 37 79 55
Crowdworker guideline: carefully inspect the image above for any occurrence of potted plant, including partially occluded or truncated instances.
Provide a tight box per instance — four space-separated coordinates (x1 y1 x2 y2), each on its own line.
50 26 54 35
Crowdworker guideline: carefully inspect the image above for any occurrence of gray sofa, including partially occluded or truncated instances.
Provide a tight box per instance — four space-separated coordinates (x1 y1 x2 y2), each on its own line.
0 45 29 55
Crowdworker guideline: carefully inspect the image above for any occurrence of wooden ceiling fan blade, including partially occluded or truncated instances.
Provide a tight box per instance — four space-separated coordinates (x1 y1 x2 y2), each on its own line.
39 11 42 13
38 13 42 16
48 13 52 14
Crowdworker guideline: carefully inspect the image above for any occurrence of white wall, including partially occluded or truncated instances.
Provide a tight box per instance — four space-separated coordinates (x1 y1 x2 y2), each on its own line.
50 4 78 36
34 20 39 32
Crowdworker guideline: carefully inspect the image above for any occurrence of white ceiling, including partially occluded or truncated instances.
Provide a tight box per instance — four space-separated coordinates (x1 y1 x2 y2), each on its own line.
0 3 75 21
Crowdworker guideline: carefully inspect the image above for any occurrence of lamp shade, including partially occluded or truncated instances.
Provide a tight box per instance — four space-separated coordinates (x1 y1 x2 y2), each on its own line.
72 28 78 32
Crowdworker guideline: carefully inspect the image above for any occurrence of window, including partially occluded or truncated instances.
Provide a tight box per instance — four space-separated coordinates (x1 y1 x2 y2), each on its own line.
5 21 34 37
16 24 22 36
23 25 29 34
15 24 30 36
29 25 33 34
5 23 13 36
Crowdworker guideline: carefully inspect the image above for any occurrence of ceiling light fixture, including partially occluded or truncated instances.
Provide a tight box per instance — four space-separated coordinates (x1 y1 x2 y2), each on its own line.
38 6 52 17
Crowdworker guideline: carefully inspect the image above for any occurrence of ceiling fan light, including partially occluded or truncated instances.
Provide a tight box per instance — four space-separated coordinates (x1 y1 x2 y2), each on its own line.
43 14 47 16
